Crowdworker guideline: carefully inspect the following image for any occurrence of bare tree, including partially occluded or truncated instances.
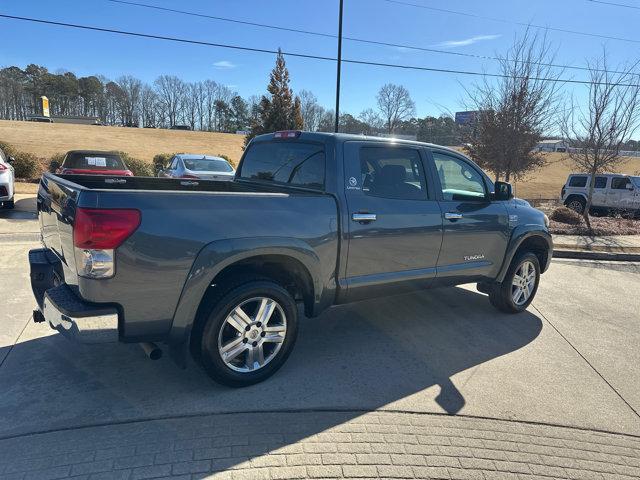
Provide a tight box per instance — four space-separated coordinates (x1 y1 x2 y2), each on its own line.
359 108 384 135
298 90 323 131
154 75 186 127
562 49 640 230
376 84 415 133
116 75 142 126
465 30 562 182
140 84 159 127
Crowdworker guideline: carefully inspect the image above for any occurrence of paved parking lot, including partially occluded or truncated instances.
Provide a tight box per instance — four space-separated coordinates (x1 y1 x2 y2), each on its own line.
1 195 639 479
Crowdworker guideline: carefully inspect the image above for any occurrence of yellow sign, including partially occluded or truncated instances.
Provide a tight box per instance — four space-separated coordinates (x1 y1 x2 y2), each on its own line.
41 96 50 117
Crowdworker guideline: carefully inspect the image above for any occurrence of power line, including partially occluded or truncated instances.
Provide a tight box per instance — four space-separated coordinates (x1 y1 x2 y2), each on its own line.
383 0 640 45
1 13 640 87
585 0 640 9
104 0 630 76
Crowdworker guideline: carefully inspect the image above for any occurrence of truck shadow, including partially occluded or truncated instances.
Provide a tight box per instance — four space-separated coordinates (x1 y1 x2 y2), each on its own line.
0 286 543 469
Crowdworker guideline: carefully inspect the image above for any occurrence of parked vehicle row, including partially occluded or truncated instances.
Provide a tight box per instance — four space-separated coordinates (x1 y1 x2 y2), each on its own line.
30 131 552 387
561 173 640 215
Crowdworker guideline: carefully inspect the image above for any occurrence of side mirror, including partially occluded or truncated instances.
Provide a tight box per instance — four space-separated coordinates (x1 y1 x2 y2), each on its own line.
7 156 15 164
49 161 60 173
493 181 514 201
626 183 634 190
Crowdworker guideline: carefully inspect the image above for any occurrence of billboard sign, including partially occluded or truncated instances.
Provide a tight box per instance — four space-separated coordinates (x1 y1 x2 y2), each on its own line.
455 110 479 125
41 96 50 117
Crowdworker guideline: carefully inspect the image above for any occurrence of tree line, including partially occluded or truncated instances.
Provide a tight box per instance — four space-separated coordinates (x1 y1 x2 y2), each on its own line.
0 61 466 144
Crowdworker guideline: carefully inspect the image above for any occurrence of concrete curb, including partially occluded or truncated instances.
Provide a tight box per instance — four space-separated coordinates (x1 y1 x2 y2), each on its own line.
554 249 640 262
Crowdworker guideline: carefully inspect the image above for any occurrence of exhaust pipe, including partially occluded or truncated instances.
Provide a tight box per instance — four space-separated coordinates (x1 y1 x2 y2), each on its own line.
140 342 162 360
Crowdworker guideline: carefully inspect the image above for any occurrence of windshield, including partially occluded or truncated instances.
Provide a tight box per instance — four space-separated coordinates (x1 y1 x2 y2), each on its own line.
183 157 233 172
63 153 125 170
239 141 325 189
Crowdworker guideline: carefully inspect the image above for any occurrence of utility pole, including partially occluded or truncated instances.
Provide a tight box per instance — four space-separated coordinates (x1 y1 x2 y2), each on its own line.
334 0 344 133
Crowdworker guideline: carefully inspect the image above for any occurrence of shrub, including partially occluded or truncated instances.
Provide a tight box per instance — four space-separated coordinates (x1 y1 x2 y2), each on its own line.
119 152 153 176
550 206 583 225
0 140 17 158
12 151 40 179
49 152 65 173
152 153 174 175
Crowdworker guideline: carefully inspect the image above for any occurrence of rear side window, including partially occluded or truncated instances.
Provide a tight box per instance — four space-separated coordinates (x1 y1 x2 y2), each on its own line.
359 147 426 200
594 177 607 189
611 177 631 190
240 142 325 189
64 153 125 170
568 176 588 187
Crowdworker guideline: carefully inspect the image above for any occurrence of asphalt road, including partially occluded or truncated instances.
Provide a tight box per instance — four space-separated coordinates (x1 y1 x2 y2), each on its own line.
1 194 639 443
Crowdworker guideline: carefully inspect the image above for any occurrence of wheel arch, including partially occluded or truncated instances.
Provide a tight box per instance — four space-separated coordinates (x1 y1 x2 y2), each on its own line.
496 228 553 283
167 237 323 364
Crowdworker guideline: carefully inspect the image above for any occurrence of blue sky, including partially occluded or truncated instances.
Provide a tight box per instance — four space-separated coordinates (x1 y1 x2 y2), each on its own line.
1 0 638 118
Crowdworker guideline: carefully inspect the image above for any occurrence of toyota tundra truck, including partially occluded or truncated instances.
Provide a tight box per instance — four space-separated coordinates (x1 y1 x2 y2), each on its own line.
29 131 553 387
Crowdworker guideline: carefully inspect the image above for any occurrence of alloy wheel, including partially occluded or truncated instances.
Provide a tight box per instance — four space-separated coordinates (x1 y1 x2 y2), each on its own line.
511 260 537 306
217 296 287 372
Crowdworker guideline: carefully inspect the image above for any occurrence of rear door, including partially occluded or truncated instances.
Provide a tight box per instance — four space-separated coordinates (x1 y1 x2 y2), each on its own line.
428 149 509 283
342 141 443 301
592 176 609 207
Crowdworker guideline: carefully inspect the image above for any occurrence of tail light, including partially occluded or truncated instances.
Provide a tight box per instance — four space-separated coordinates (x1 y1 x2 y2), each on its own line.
561 186 566 198
73 208 140 278
124 170 134 177
180 174 199 179
0 163 7 171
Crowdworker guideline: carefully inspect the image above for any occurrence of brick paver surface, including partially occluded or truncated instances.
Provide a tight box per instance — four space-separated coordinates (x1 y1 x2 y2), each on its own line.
1 411 639 479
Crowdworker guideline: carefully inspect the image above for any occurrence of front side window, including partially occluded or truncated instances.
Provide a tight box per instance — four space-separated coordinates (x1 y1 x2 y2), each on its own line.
432 152 486 201
611 177 631 190
569 176 588 187
359 147 426 200
594 177 607 189
240 142 325 189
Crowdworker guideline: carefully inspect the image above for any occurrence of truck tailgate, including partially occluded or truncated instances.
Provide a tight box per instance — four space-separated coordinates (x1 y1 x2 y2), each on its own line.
38 175 82 284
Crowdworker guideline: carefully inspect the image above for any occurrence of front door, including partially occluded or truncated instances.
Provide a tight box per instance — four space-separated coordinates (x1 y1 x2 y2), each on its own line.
343 142 443 301
609 176 636 210
429 149 510 284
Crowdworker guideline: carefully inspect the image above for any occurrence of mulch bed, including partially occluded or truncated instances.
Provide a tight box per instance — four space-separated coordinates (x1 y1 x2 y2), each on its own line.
534 201 640 236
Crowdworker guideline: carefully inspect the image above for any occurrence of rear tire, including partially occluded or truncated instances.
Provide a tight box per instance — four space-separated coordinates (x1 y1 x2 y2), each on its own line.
199 280 298 387
565 196 585 214
489 252 541 314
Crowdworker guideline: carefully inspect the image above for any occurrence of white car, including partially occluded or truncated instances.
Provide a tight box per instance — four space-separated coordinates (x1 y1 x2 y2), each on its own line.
158 154 235 181
561 173 640 215
0 147 15 209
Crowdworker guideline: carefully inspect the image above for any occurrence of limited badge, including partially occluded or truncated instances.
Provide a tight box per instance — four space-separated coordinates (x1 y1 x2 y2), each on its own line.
349 177 357 187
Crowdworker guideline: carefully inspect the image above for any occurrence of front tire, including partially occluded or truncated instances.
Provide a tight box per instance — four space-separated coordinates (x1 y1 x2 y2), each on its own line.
565 196 585 214
489 252 541 313
3 197 14 209
199 280 298 387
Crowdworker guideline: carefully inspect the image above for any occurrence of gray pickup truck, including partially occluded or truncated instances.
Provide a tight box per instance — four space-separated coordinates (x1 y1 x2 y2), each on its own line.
29 131 552 387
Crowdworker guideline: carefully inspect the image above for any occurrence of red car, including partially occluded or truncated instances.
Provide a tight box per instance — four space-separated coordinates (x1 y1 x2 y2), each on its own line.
56 150 133 176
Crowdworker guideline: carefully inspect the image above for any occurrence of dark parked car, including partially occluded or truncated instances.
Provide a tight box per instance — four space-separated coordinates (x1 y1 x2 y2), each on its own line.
52 150 133 176
30 131 552 387
170 125 192 131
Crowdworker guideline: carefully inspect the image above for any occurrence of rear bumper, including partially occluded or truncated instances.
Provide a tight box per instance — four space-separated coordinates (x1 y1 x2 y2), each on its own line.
29 248 120 344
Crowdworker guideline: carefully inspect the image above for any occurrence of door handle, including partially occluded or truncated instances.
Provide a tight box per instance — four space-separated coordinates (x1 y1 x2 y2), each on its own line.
444 212 463 220
352 213 377 223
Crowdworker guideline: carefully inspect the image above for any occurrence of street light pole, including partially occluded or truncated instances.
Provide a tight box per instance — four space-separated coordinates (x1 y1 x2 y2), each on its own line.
334 0 344 133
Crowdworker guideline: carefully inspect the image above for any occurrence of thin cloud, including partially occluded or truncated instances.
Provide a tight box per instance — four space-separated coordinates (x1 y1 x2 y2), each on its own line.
435 34 501 48
213 60 237 70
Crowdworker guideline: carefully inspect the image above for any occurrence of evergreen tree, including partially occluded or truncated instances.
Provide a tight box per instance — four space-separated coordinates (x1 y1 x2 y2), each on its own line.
245 49 303 146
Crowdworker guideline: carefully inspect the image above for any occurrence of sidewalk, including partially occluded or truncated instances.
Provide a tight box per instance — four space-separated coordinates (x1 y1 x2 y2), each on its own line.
1 411 638 480
553 234 640 261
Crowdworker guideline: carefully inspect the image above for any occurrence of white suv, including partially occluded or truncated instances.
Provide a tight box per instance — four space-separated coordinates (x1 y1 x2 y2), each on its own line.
561 173 640 215
0 147 15 209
